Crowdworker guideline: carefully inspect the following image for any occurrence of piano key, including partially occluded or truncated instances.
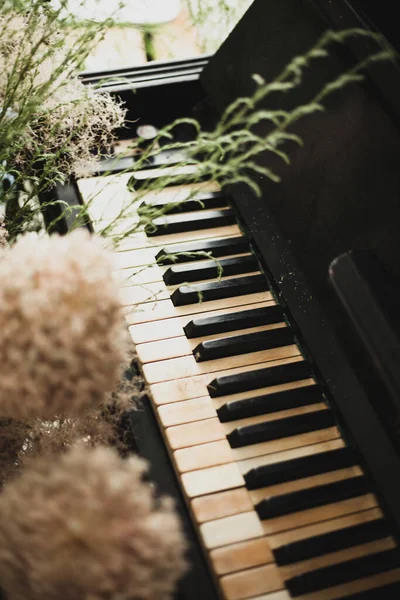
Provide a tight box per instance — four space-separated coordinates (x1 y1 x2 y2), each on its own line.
171 274 268 306
256 476 370 520
194 327 295 362
146 208 236 236
181 428 341 497
286 548 400 596
208 360 312 397
273 517 391 566
280 537 396 581
244 447 357 489
167 404 328 449
151 361 310 406
136 323 285 363
217 385 322 422
155 235 251 264
113 234 246 271
126 291 274 326
129 164 201 190
163 255 258 285
119 282 169 306
267 508 384 550
179 439 345 485
337 580 400 599
301 569 400 600
228 409 334 448
140 190 228 214
143 344 300 384
211 537 273 576
129 301 275 344
200 494 378 547
184 305 284 338
220 563 283 600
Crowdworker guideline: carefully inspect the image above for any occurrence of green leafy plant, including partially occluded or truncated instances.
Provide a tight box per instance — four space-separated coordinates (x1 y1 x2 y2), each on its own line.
79 28 394 250
0 0 126 240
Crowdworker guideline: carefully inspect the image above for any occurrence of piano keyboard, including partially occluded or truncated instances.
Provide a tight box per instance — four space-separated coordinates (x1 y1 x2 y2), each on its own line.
78 171 400 600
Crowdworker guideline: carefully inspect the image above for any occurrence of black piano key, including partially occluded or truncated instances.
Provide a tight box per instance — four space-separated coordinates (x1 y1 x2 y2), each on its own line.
256 476 370 521
244 448 357 490
274 518 391 566
184 305 284 338
193 326 294 362
171 274 268 307
139 191 227 214
208 360 312 398
163 255 258 285
227 409 335 448
335 581 400 600
286 548 400 596
245 447 357 490
217 384 322 422
145 209 235 236
155 236 251 264
130 170 208 190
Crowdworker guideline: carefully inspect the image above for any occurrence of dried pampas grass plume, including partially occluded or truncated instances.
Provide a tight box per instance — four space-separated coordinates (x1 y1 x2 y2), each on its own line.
0 216 8 248
0 230 128 419
0 446 187 600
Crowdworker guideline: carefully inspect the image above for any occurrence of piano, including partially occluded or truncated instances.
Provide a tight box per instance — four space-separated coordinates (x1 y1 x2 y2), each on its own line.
50 0 400 598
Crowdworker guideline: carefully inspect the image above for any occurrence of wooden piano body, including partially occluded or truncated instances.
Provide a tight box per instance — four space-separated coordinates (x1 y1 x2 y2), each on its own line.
54 0 400 598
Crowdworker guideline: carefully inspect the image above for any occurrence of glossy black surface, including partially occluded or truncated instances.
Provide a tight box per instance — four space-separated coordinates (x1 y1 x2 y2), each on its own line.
193 326 294 362
146 208 235 236
163 254 258 285
156 236 250 265
184 305 284 338
273 518 391 566
286 548 400 596
208 360 312 397
217 384 322 422
171 274 268 306
227 408 334 448
244 446 356 489
256 476 370 520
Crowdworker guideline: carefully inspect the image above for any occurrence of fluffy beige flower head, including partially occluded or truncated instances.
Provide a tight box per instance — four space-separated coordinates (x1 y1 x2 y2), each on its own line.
0 230 127 419
0 446 187 600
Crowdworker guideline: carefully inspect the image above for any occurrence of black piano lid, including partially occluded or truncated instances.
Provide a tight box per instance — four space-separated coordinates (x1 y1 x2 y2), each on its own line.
201 0 400 535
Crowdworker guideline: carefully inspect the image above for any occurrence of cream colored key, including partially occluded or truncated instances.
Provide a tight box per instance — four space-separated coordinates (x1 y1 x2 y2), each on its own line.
220 563 283 600
298 568 400 600
111 224 242 251
201 510 264 549
113 235 248 270
211 537 274 576
120 282 169 306
137 323 286 363
209 509 385 576
129 300 275 343
78 173 220 222
149 356 304 404
248 467 363 504
268 507 383 549
174 437 344 473
244 593 290 600
143 344 300 384
125 291 274 326
261 494 378 535
166 404 327 449
158 380 318 428
181 428 340 497
281 537 395 580
115 252 253 286
121 269 260 308
190 439 346 523
201 494 377 549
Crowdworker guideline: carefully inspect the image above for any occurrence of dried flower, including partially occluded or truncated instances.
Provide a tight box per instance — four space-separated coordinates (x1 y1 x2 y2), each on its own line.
0 215 8 247
0 446 187 600
0 230 128 419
